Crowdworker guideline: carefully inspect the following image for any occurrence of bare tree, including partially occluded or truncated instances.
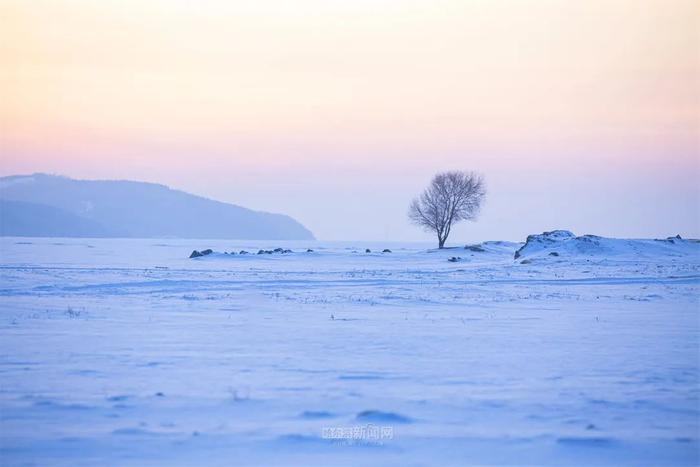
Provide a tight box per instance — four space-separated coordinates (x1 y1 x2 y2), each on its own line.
409 171 486 249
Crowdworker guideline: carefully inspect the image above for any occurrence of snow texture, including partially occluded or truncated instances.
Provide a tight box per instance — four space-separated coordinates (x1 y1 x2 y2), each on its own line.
0 234 698 465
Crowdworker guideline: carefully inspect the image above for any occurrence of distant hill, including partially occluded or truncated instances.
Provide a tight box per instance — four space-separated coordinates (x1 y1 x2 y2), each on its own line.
0 174 314 240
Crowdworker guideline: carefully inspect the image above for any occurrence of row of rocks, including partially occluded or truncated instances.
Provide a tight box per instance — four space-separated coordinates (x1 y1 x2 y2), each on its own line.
189 247 316 258
256 248 293 255
190 247 394 258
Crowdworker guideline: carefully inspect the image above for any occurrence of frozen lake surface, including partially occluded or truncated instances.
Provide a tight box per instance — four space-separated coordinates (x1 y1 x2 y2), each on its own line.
1 236 698 465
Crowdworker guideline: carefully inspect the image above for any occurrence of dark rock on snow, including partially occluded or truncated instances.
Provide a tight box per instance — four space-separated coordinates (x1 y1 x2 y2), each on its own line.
189 249 213 258
662 234 684 244
257 248 292 255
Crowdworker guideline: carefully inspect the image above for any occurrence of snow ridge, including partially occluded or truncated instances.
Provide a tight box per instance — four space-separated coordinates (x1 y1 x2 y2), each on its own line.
514 230 699 261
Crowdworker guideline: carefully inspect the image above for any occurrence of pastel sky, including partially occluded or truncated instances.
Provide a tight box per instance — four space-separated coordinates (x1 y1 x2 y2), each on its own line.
1 0 698 241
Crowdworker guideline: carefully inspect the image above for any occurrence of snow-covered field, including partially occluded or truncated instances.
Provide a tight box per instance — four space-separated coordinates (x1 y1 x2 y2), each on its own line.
1 233 698 466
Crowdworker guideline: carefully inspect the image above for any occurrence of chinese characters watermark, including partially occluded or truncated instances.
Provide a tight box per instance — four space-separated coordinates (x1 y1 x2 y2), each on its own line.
322 424 394 446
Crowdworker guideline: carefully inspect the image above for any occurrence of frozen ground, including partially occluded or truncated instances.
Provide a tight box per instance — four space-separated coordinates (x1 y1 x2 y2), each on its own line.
0 234 698 466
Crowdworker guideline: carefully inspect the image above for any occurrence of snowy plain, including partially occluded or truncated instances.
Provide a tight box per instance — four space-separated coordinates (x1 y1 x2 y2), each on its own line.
0 234 698 466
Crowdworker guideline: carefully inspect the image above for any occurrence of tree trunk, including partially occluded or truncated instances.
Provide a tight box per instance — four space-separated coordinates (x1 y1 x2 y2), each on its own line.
438 237 445 249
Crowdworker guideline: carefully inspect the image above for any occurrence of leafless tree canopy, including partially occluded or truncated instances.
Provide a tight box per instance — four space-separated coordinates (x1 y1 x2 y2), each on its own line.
408 171 486 248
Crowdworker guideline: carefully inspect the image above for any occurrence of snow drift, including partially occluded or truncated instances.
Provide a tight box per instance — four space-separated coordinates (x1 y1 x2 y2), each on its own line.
1 236 698 466
514 230 699 261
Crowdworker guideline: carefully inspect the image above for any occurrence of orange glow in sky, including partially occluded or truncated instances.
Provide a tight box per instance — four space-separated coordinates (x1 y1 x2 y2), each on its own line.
1 0 698 240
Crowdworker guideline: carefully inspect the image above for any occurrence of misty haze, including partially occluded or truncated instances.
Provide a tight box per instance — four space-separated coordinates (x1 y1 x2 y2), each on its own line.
1 1 698 466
